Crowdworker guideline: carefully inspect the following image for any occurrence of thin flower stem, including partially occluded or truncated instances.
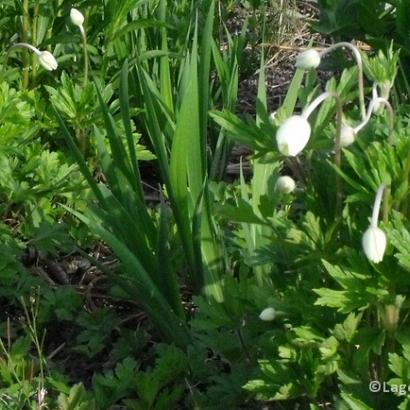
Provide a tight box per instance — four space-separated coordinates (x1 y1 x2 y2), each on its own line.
371 184 385 228
80 25 88 87
354 97 394 142
320 42 366 120
302 91 343 214
236 326 253 365
302 91 336 119
8 43 41 55
355 97 394 224
31 0 41 85
402 149 410 215
22 0 30 88
334 95 343 215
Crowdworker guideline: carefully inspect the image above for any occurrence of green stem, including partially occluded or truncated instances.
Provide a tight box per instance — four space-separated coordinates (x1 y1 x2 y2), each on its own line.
22 0 30 88
383 101 394 224
334 97 343 216
31 0 41 86
403 149 410 216
320 42 366 120
236 326 253 365
80 26 88 87
303 91 343 215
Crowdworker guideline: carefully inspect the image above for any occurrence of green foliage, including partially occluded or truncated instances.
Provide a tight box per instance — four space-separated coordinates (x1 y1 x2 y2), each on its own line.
57 383 95 410
3 0 410 409
93 345 187 409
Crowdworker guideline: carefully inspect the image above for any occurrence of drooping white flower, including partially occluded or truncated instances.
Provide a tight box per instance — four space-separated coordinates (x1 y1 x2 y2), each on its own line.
38 51 58 71
362 185 386 263
8 43 58 71
259 307 276 321
275 115 311 156
275 176 296 194
295 49 321 70
70 8 84 27
340 124 356 147
362 226 387 263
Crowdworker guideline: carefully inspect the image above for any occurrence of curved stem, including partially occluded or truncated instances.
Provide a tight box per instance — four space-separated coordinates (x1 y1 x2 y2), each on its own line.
371 184 385 227
354 97 394 142
302 91 337 119
8 43 41 55
354 96 394 224
320 42 366 120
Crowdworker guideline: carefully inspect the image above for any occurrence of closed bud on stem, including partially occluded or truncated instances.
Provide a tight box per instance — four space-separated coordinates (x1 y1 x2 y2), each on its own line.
362 226 387 263
259 307 276 321
275 176 296 194
70 8 84 27
340 124 356 147
362 185 387 263
380 304 400 333
295 49 321 70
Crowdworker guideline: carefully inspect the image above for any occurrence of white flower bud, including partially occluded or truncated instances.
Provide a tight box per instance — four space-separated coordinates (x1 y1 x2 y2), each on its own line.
362 226 386 263
259 307 276 321
38 51 58 71
295 49 321 70
340 125 356 147
275 176 296 194
269 111 277 124
70 8 84 27
276 115 311 156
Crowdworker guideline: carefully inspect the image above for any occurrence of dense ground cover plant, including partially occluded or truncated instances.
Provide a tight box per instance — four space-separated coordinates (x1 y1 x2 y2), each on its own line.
2 0 410 409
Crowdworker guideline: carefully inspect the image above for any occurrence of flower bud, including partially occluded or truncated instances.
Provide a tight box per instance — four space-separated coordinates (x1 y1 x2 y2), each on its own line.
380 304 399 333
70 8 84 27
269 111 277 124
259 307 276 321
275 176 296 194
340 125 356 147
362 226 386 263
38 51 58 71
276 115 311 156
295 49 321 70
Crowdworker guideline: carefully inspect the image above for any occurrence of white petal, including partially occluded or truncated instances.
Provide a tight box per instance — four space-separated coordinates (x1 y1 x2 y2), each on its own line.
70 8 84 27
362 226 387 263
38 51 58 71
276 115 311 156
275 176 296 194
295 49 321 70
259 307 276 321
340 125 356 147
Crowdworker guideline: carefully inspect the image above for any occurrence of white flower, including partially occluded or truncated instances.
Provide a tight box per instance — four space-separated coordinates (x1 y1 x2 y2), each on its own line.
362 226 386 263
295 49 321 70
8 43 58 71
275 176 296 194
362 184 386 263
70 8 84 27
37 388 47 406
340 125 356 147
259 307 276 321
38 51 58 71
276 115 311 156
